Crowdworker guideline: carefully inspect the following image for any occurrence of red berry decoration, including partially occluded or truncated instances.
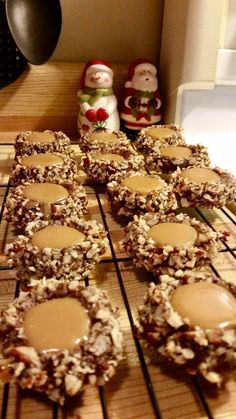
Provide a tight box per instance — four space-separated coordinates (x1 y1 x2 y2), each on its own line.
97 108 109 121
85 109 97 122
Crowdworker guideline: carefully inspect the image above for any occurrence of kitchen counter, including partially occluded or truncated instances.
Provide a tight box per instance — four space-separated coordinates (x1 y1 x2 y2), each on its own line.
0 62 236 419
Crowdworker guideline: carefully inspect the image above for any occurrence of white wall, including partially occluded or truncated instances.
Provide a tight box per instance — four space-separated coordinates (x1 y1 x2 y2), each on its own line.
51 0 164 64
224 0 236 48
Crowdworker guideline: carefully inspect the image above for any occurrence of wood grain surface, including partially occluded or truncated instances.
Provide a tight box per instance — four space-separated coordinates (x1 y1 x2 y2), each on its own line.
0 63 236 419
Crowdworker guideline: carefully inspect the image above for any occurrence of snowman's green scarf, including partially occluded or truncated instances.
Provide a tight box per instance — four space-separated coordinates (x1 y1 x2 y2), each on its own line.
78 87 114 106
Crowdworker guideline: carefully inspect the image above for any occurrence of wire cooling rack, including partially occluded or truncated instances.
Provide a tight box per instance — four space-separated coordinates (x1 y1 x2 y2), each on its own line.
0 143 236 419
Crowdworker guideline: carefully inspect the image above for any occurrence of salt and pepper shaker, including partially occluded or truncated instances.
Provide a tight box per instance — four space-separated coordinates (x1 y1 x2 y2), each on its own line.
77 59 120 135
120 58 162 138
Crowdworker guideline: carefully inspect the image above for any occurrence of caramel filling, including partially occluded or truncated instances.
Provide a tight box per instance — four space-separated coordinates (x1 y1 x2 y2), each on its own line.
24 297 90 351
148 127 175 139
160 146 192 159
23 183 69 204
122 175 164 193
90 132 119 143
181 167 221 183
23 183 69 219
147 222 197 248
171 282 236 329
31 225 85 249
21 154 64 168
94 153 125 162
27 132 55 143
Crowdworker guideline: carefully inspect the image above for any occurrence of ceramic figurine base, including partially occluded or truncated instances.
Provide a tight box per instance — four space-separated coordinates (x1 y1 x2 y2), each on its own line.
121 126 139 141
122 123 162 142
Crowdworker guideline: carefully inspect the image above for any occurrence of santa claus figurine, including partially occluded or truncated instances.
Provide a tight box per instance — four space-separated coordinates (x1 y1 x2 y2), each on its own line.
120 58 161 132
77 59 120 135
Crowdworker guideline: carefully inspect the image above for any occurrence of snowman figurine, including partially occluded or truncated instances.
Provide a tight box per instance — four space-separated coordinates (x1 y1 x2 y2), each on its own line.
77 59 120 135
120 58 161 132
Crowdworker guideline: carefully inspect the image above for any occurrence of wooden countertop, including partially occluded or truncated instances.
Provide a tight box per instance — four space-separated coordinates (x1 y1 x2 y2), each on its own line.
0 62 236 419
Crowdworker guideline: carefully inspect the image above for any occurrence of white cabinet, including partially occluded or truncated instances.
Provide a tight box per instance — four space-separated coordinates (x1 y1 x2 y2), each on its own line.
160 0 236 174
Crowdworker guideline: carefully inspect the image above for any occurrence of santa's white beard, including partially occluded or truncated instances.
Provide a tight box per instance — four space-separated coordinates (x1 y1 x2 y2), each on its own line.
132 76 157 92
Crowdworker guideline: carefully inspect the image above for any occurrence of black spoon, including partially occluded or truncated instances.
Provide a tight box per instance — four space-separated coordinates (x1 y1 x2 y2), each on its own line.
5 0 62 65
0 0 28 88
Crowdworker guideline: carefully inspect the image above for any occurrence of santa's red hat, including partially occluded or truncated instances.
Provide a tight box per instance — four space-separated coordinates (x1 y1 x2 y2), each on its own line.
125 58 157 88
80 59 113 89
